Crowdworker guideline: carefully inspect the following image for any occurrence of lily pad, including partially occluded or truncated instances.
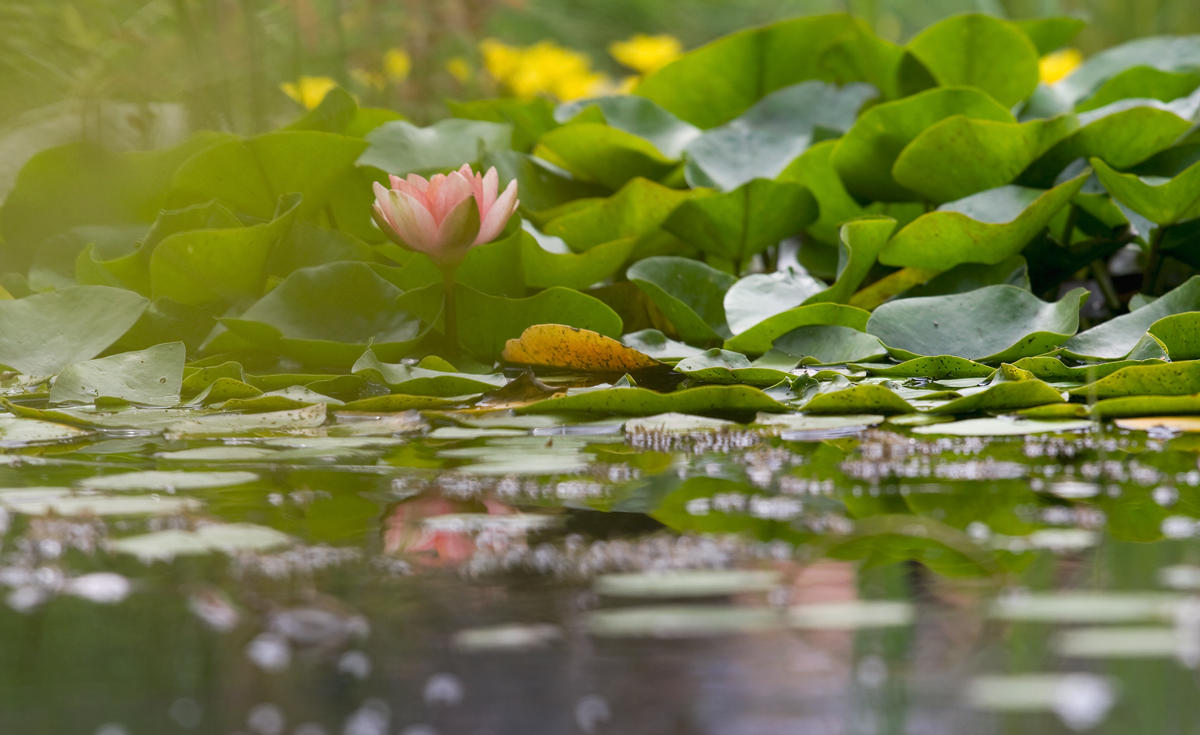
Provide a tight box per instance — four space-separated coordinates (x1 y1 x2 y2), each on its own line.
1067 361 1200 399
722 269 827 336
533 123 678 190
800 383 915 415
164 404 328 437
356 118 512 177
0 287 148 376
49 342 185 407
502 325 663 372
1061 276 1200 359
0 417 90 445
773 326 888 364
683 80 877 191
925 379 1066 414
912 417 1093 436
851 356 994 379
621 330 708 361
456 286 624 361
517 383 788 417
1 491 203 517
353 349 506 396
832 87 1014 202
867 285 1088 362
724 303 871 357
540 178 695 253
1092 155 1200 225
628 256 735 344
804 217 897 305
520 233 635 291
111 522 292 562
554 95 701 158
879 175 1088 269
906 14 1041 108
78 470 259 492
674 350 794 386
595 570 779 598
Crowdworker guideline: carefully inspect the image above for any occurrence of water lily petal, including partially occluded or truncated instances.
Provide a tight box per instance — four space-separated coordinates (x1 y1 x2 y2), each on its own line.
428 170 474 225
383 189 441 254
432 194 482 264
475 179 519 245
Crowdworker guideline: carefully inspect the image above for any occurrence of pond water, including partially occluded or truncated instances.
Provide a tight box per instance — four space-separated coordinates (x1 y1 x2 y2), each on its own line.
1 407 1198 735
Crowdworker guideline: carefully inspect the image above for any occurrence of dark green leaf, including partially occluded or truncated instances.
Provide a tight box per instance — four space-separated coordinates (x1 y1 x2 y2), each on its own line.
628 256 736 344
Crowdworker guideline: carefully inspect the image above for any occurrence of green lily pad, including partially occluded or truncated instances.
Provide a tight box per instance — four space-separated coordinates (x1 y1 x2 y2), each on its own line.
1076 67 1200 112
456 285 623 361
0 489 202 516
0 286 149 376
777 141 872 245
633 14 903 129
1014 17 1086 55
925 378 1066 414
164 404 328 437
773 325 887 365
541 177 694 254
664 180 816 268
111 522 292 561
1051 36 1200 111
800 384 916 414
340 394 467 412
554 95 701 159
724 303 871 356
1010 356 1163 381
150 193 300 307
628 256 735 344
723 269 827 335
521 232 635 291
1092 156 1200 225
906 14 1040 108
879 174 1088 269
353 349 506 396
1067 361 1200 399
1148 312 1200 360
804 217 897 305
851 356 995 379
683 80 877 191
1061 276 1200 359
1089 394 1200 419
912 417 1093 436
674 350 794 386
899 255 1031 299
621 330 708 361
222 262 436 368
534 123 678 191
78 470 259 492
892 114 1078 203
50 342 185 407
0 417 90 445
832 87 1013 202
356 118 512 177
448 97 556 152
516 383 788 417
867 285 1088 362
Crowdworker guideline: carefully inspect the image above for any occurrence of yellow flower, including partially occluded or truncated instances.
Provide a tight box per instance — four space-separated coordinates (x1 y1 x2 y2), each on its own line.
609 34 683 74
280 76 338 110
1039 48 1083 84
479 38 610 101
384 48 411 82
350 68 387 91
615 75 639 95
446 56 472 84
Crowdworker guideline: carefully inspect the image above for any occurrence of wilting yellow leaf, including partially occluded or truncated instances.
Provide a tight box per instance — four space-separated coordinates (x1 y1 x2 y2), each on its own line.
502 324 664 372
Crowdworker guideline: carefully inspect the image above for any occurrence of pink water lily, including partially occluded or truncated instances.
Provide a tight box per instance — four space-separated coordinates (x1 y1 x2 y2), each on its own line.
371 164 519 267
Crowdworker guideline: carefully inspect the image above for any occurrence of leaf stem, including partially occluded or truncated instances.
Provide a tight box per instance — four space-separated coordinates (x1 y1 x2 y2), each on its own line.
1142 225 1167 295
1090 259 1122 313
1060 204 1080 246
441 267 459 356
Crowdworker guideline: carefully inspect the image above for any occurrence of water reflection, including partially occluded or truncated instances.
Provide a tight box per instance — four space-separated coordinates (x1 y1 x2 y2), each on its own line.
0 415 1195 733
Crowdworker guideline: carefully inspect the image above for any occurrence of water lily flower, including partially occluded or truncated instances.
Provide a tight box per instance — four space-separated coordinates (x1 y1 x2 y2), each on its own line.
280 76 338 110
609 34 683 74
372 164 518 352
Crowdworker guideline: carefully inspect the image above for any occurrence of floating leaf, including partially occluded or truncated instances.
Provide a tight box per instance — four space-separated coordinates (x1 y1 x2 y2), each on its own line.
457 286 623 361
356 118 512 176
50 342 185 407
664 179 817 267
912 417 1092 436
540 177 694 254
1076 67 1200 112
1061 276 1200 360
621 330 708 361
674 349 794 386
449 97 558 152
879 175 1088 270
595 570 779 598
517 383 788 417
533 123 678 190
832 87 1013 202
112 523 291 561
1014 17 1086 56
502 325 663 372
0 417 90 445
905 14 1041 108
867 285 1088 362
800 384 916 414
0 287 148 376
165 404 328 437
1067 361 1200 399
222 262 436 367
724 303 871 356
628 256 736 344
773 326 887 364
554 95 701 158
723 269 827 335
1148 313 1200 360
79 470 259 492
633 14 903 128
805 217 897 305
892 114 1078 203
852 356 995 379
926 378 1066 414
1092 156 1200 225
354 349 506 396
1050 36 1200 111
0 489 201 517
520 233 635 291
777 141 872 244
683 81 877 191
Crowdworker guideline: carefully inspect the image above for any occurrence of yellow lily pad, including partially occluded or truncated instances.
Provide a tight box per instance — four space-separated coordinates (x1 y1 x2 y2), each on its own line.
501 324 665 372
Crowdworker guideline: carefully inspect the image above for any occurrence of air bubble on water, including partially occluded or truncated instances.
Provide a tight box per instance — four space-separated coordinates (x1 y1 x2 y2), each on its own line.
423 672 464 706
856 655 888 688
7 586 49 613
1052 674 1114 730
168 697 203 729
398 726 438 735
574 694 611 734
343 700 390 735
1162 516 1197 539
65 573 132 604
246 632 292 672
247 703 286 735
1153 486 1179 507
94 724 130 735
337 651 371 679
